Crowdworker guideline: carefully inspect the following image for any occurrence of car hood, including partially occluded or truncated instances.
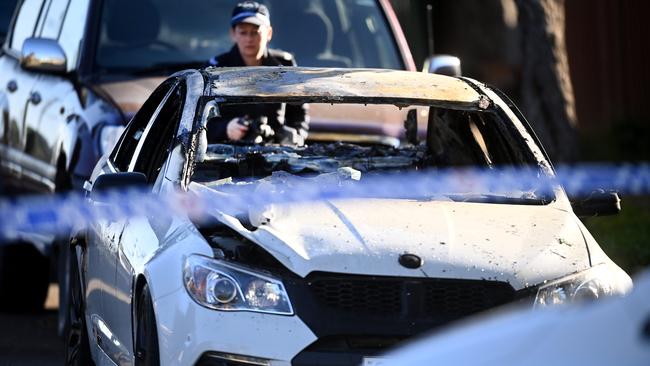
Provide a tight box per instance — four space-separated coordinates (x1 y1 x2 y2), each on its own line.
96 77 166 115
195 183 589 290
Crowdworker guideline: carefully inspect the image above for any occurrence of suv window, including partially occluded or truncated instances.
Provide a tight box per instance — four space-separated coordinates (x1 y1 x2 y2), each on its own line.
40 0 68 39
9 0 44 52
0 0 19 44
110 80 176 171
93 0 402 75
58 0 89 70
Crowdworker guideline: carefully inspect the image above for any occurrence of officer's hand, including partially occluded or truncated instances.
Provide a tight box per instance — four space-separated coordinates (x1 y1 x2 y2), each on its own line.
226 118 248 140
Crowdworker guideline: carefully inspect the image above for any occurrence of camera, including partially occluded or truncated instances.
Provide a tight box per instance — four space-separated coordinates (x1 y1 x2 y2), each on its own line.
238 116 275 143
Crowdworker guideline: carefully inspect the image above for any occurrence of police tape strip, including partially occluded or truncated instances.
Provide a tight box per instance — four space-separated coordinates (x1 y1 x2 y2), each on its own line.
1 163 649 242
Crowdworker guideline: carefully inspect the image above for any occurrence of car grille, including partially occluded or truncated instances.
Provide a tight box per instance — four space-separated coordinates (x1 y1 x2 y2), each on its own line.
287 273 523 366
310 279 402 314
307 275 515 318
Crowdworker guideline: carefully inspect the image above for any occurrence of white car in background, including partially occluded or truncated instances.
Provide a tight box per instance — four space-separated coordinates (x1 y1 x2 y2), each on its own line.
66 67 632 366
385 269 650 366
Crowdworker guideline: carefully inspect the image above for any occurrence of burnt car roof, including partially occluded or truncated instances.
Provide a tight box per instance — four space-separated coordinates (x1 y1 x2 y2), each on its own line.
204 67 483 109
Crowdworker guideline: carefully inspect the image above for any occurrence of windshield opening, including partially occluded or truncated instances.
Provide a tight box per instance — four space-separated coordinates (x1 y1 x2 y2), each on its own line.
192 102 555 205
94 0 403 76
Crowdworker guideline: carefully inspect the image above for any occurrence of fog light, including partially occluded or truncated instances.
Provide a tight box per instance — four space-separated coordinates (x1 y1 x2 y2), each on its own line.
207 273 238 304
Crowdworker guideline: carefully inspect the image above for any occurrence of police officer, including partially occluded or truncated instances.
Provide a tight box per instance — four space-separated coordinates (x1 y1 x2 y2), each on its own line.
207 1 309 145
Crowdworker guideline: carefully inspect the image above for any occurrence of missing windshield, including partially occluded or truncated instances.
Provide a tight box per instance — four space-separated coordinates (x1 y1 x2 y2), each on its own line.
192 102 554 205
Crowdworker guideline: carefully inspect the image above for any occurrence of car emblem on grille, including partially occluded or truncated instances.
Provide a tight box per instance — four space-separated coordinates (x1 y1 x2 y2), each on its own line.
399 253 422 269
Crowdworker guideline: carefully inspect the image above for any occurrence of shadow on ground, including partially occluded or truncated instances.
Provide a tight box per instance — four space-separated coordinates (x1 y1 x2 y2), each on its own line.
0 284 64 365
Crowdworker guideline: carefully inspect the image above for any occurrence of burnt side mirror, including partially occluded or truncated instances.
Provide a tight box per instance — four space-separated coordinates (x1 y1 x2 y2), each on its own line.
570 189 621 218
422 55 462 77
20 37 67 74
90 172 148 203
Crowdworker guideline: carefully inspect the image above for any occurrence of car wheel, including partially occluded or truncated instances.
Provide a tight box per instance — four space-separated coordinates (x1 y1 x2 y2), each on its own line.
58 239 71 336
0 242 50 312
135 283 160 366
64 247 93 365
55 155 74 332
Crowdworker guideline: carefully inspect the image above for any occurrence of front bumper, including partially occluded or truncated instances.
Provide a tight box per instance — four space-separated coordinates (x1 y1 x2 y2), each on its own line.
154 286 317 366
154 271 532 366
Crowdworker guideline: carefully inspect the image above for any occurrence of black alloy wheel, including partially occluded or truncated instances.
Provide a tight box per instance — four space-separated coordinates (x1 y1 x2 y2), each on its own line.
135 283 160 366
65 247 93 365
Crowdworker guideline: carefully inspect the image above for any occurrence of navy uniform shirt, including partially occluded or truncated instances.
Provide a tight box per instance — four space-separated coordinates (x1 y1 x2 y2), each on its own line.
207 45 309 144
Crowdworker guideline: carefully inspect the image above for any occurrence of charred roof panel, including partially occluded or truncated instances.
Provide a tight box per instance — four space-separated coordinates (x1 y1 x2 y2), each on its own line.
207 67 482 108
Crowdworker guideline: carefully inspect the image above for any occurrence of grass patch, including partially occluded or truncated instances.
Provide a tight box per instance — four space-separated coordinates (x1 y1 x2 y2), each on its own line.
583 195 650 276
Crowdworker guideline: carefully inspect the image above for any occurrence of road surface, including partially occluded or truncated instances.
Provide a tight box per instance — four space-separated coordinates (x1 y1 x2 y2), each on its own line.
0 284 64 365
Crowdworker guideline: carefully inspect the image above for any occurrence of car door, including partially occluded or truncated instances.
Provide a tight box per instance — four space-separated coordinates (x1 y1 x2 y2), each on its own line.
85 79 179 363
0 0 46 190
110 80 186 360
84 79 176 361
22 0 90 192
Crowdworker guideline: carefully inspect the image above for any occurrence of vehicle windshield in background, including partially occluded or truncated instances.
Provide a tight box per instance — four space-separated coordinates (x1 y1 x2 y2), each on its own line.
95 0 403 75
0 0 18 43
193 103 555 205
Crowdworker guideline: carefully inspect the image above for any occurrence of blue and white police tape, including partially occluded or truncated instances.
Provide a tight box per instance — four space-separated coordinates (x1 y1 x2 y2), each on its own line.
1 163 649 242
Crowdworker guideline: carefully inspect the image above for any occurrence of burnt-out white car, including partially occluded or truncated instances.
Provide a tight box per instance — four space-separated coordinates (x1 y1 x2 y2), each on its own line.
66 67 632 365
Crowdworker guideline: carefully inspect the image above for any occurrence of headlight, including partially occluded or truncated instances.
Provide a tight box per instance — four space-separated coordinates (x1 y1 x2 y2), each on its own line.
98 125 125 156
183 255 294 315
534 263 633 308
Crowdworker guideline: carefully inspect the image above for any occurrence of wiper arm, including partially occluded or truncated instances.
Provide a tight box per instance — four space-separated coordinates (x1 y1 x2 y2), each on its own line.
447 193 552 205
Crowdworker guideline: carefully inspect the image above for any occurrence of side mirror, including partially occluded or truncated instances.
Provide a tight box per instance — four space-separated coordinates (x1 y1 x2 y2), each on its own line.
90 172 148 203
20 37 67 74
570 189 621 218
422 55 462 77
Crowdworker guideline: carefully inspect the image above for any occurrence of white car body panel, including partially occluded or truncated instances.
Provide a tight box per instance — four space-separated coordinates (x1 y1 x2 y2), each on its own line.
154 287 317 365
386 269 650 366
193 183 591 290
118 219 317 365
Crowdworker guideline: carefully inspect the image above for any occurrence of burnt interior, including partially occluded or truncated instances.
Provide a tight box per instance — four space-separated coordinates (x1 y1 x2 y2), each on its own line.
192 141 430 182
193 105 538 183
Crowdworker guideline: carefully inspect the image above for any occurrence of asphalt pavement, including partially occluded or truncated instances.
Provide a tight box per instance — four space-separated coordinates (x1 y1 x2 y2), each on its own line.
0 284 64 365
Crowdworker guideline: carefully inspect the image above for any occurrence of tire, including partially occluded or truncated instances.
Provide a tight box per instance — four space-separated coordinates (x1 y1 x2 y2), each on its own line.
64 247 93 366
0 242 50 312
55 156 74 334
58 238 73 336
135 283 160 366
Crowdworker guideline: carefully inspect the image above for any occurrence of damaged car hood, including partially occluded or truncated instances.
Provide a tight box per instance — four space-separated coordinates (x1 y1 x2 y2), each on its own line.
193 183 588 290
